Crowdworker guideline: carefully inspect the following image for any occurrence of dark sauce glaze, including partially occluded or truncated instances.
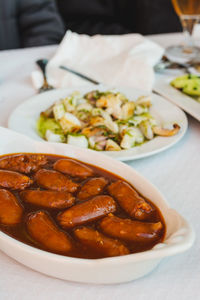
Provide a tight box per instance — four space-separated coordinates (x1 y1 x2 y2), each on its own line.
0 153 166 259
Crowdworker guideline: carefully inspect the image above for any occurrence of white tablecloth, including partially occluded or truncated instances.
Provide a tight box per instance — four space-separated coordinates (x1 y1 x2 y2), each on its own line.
0 33 200 300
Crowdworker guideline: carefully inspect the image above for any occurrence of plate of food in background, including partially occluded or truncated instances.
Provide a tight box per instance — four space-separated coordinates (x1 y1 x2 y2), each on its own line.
154 74 200 122
8 85 187 161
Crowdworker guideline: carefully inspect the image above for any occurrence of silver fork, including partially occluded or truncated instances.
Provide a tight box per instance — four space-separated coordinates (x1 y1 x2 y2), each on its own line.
36 58 100 89
154 56 200 74
36 59 54 93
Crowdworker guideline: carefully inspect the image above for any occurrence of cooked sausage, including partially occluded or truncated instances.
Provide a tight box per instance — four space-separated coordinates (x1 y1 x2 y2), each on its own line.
108 181 153 220
35 169 78 192
20 190 75 209
0 189 23 225
27 211 72 253
99 214 163 243
78 177 108 200
74 227 130 257
0 154 47 174
0 170 32 190
57 195 116 229
54 159 94 178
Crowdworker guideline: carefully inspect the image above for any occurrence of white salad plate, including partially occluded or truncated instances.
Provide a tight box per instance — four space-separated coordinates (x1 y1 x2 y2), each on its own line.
154 75 200 122
0 127 194 284
8 85 188 161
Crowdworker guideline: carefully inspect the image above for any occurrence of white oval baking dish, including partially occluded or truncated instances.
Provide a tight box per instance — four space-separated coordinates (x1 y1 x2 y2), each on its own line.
0 127 195 284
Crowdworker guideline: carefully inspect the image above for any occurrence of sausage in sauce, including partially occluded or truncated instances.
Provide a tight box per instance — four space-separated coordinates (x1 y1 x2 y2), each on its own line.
0 170 32 190
108 181 153 220
35 169 78 192
27 211 72 253
20 190 75 209
74 226 130 257
54 159 94 178
57 195 116 229
0 154 47 174
78 177 108 200
99 214 163 243
0 189 23 225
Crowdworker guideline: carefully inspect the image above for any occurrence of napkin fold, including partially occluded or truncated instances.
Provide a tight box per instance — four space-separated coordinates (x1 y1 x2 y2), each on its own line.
32 30 164 92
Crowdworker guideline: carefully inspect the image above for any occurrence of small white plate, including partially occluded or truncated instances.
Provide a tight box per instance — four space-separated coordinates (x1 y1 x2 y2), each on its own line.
0 127 195 284
8 86 188 161
154 75 200 122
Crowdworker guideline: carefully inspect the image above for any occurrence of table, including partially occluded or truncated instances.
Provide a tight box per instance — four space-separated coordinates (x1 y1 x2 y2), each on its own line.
0 33 199 300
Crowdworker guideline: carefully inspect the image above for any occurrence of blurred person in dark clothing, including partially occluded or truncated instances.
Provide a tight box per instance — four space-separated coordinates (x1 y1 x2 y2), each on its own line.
1 0 182 51
56 0 181 36
0 0 65 50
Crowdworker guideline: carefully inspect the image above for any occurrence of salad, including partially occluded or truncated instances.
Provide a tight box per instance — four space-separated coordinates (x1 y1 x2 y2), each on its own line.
37 90 180 151
171 74 200 103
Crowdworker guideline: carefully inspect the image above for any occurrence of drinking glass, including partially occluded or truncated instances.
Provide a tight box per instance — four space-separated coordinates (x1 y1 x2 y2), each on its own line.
166 0 200 62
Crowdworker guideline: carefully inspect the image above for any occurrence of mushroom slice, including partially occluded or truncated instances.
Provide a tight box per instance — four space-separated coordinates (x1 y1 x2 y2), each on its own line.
82 127 105 138
139 120 154 140
84 90 99 103
105 139 121 151
120 134 136 149
76 103 93 112
121 102 135 120
153 124 180 137
135 96 152 107
41 104 54 118
96 94 122 119
101 111 119 133
59 112 81 133
90 116 105 126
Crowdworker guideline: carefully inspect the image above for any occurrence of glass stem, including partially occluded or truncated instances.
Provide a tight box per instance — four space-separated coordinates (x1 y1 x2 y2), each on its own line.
180 15 199 49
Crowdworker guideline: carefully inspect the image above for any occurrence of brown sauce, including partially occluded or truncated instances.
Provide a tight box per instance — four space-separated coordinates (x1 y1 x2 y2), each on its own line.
0 153 166 259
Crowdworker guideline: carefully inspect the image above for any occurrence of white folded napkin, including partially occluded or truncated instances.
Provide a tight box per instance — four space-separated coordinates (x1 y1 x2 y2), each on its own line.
32 30 164 92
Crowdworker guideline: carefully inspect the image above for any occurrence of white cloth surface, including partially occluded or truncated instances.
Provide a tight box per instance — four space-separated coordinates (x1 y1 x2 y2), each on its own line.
0 34 200 300
32 31 163 92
